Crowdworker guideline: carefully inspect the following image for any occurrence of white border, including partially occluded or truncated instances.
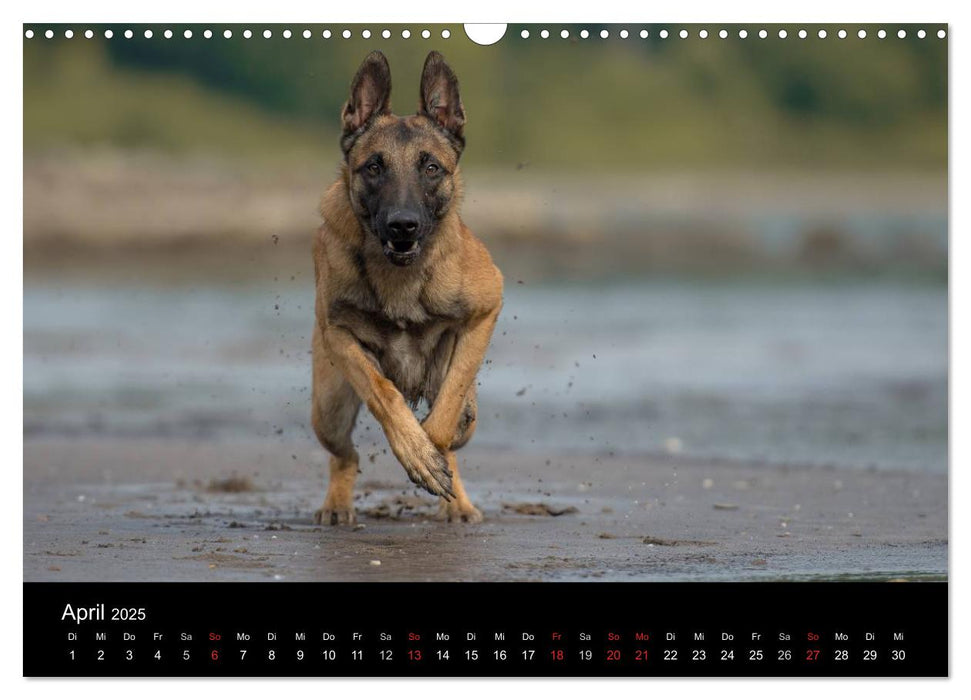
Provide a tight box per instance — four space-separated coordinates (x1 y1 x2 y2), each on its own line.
5 0 964 698
7 1 964 22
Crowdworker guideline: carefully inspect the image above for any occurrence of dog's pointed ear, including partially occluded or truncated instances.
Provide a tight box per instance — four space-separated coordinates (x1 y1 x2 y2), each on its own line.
419 51 466 151
341 51 392 154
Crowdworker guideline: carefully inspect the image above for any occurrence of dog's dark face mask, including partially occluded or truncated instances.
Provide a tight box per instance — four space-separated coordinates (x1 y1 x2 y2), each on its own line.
340 51 466 267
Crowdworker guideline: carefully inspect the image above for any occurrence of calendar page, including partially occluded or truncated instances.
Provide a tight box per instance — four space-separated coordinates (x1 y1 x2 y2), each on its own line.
22 20 948 677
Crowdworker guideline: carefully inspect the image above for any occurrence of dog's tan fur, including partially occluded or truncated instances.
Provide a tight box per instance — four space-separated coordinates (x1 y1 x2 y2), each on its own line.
311 51 502 524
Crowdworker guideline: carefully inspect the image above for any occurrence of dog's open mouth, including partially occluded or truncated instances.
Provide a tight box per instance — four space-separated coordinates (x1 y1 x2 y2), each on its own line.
383 239 421 265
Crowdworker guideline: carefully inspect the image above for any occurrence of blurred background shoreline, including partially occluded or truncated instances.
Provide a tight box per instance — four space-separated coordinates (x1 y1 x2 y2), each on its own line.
25 154 946 282
25 26 947 280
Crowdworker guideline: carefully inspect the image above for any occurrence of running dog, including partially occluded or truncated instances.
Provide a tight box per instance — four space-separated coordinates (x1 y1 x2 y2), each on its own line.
311 50 503 524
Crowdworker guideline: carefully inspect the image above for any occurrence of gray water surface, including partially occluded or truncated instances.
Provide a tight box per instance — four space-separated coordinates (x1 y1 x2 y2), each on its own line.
24 279 947 473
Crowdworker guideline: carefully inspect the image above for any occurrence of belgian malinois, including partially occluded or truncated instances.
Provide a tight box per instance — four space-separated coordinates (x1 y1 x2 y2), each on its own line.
311 51 503 524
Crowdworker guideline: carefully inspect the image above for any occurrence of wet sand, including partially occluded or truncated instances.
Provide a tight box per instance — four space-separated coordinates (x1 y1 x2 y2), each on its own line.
23 438 947 582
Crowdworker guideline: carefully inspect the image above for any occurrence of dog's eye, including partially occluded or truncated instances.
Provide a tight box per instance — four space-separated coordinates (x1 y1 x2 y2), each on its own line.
366 162 381 176
425 163 440 176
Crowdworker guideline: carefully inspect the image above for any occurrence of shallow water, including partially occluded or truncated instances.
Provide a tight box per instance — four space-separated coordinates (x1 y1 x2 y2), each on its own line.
24 278 946 473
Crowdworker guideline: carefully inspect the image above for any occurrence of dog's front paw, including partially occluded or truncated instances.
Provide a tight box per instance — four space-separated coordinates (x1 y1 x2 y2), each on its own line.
435 497 483 523
389 427 455 499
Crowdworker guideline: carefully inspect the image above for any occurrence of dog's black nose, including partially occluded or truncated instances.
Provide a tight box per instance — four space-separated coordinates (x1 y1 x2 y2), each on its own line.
386 210 420 239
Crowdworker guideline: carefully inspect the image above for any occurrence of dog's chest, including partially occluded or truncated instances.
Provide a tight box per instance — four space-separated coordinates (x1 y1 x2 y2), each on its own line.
337 277 462 403
378 323 456 404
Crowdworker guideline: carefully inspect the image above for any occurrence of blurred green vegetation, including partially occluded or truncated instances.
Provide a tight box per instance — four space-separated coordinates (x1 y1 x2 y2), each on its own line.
24 24 946 170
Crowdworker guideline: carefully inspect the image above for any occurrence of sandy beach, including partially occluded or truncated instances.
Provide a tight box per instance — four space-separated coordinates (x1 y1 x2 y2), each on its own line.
23 438 946 582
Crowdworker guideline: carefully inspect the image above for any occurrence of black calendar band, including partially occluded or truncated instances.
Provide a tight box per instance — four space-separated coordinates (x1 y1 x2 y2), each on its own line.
24 581 947 677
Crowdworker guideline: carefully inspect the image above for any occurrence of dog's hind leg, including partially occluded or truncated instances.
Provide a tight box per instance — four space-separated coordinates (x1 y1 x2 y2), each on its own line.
312 327 362 525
